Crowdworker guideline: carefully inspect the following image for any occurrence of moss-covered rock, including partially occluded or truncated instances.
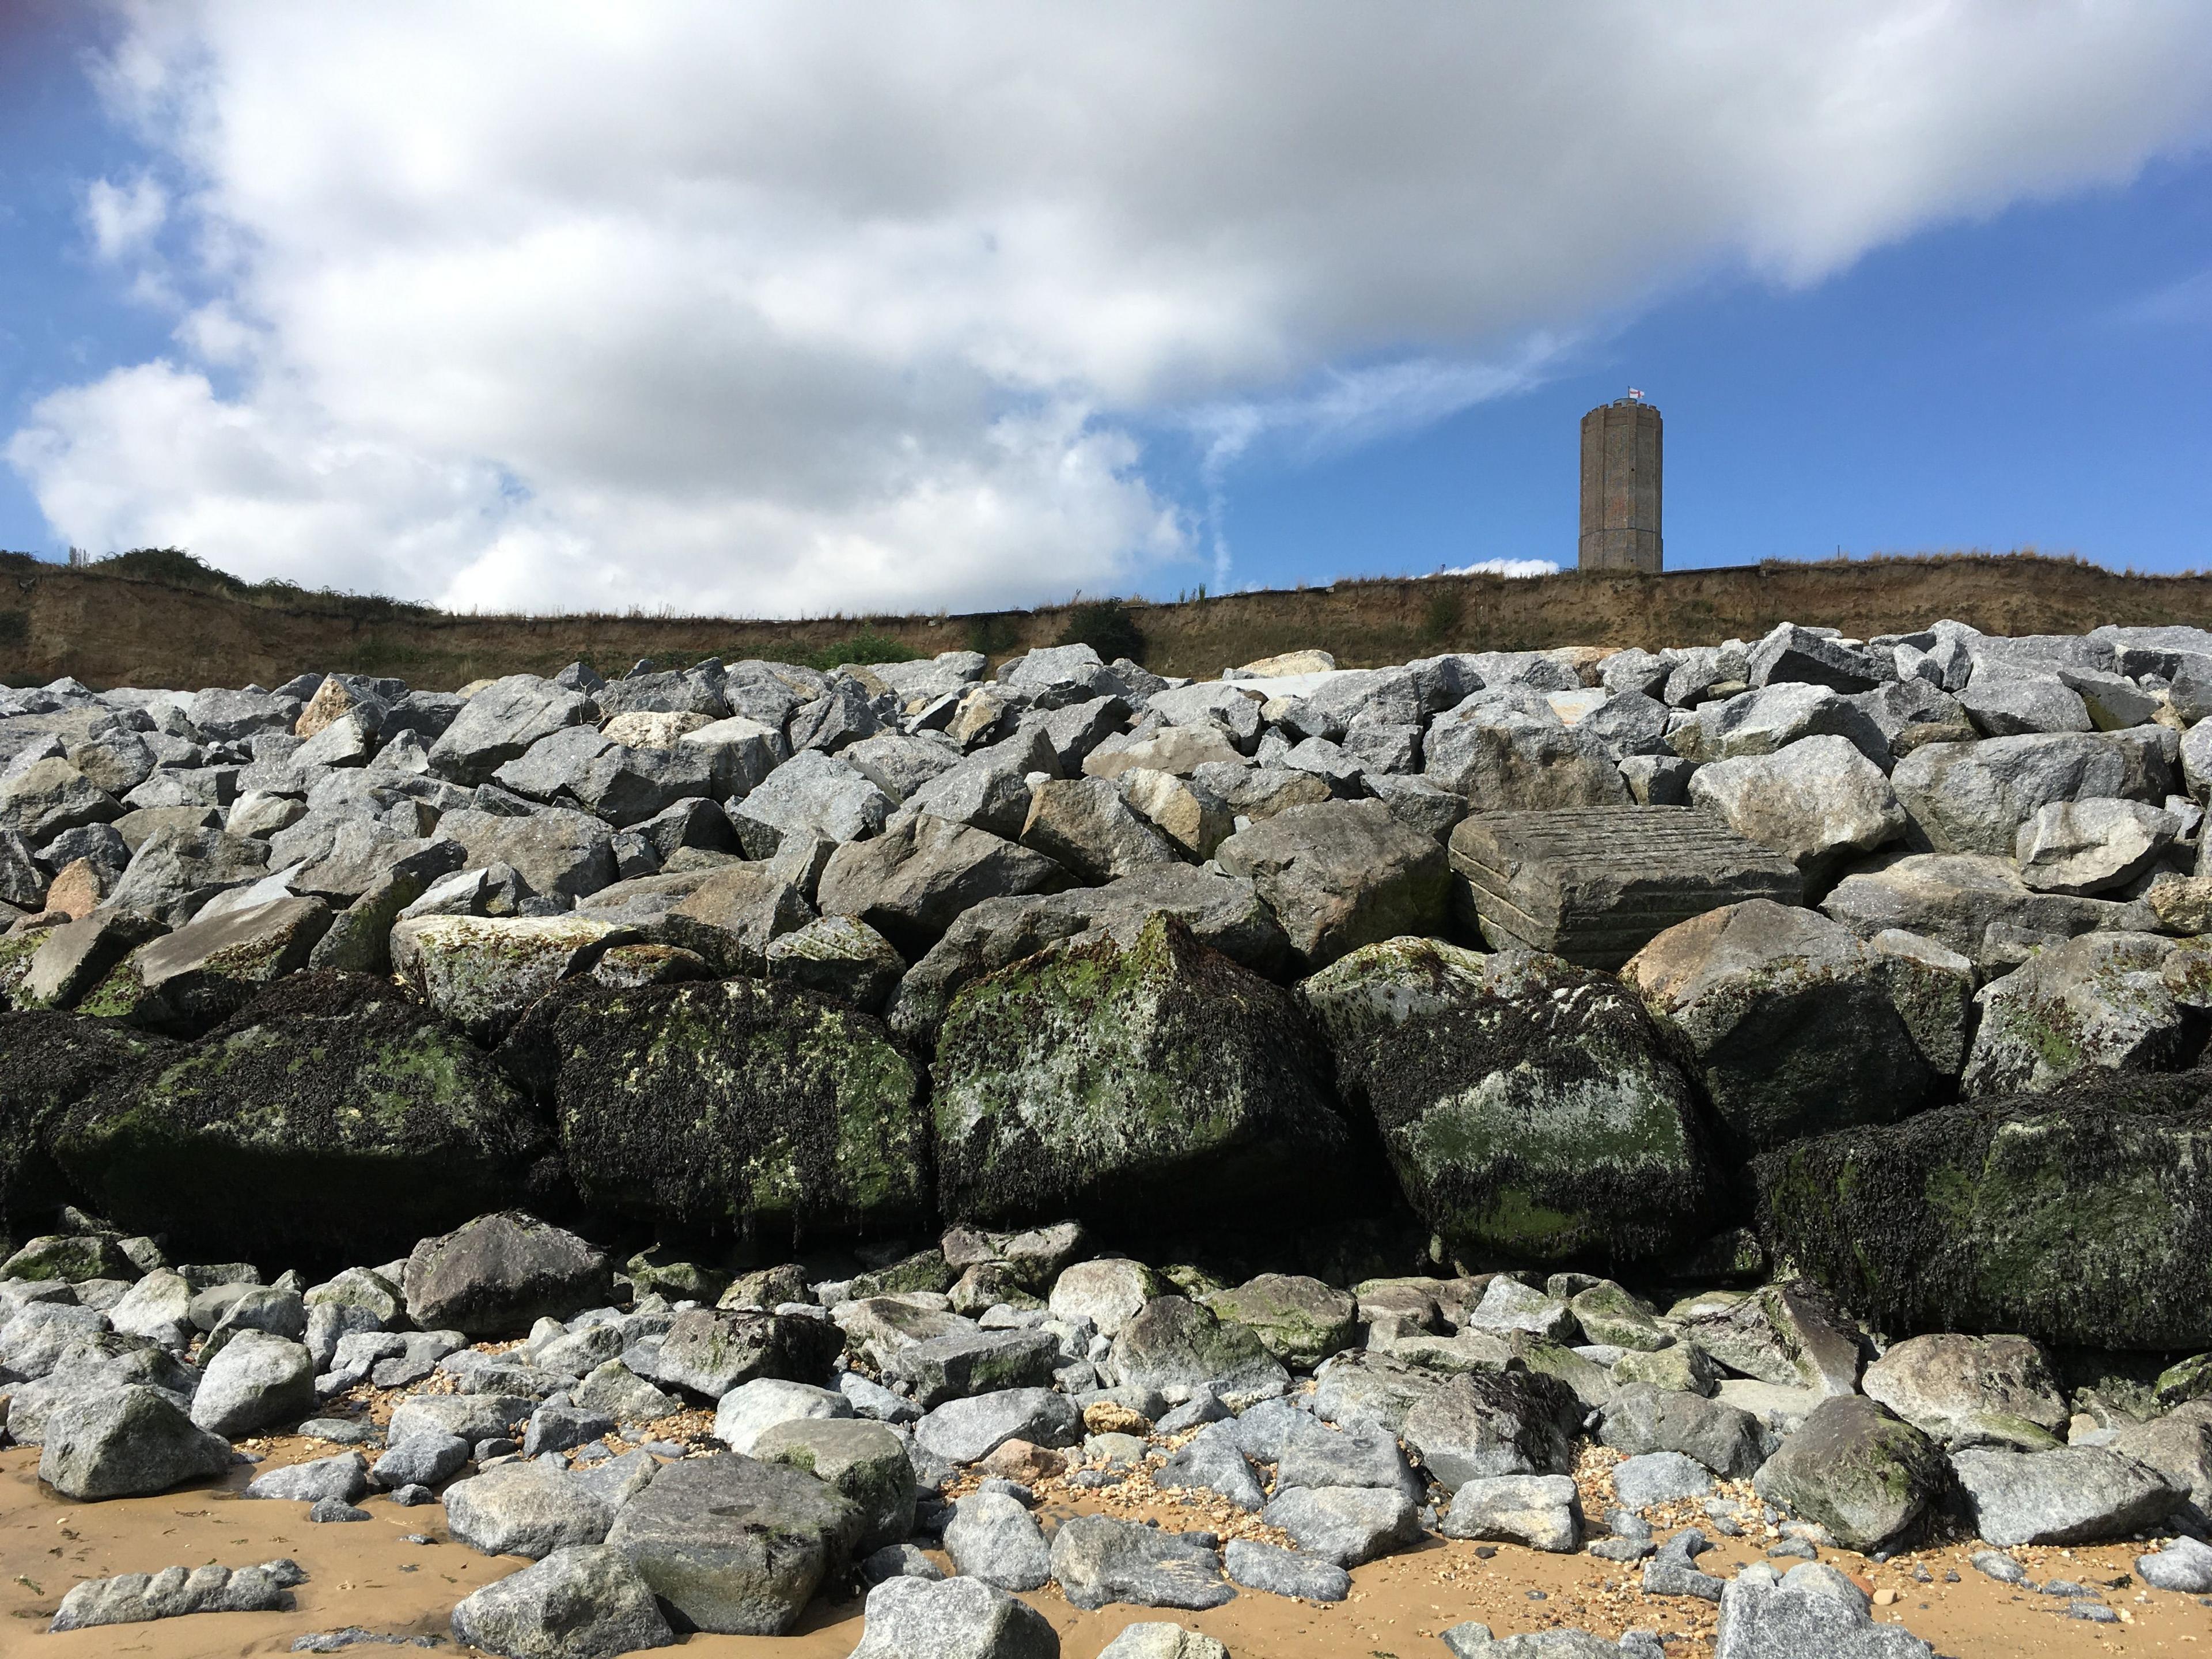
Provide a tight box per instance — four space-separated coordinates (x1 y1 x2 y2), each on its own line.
931 914 1362 1227
48 972 556 1264
0 1011 175 1240
1751 1395 1949 1551
0 928 44 1008
1755 1066 2212 1349
1960 931 2209 1097
1300 937 1719 1268
1205 1273 1360 1369
506 975 929 1244
1622 900 1937 1153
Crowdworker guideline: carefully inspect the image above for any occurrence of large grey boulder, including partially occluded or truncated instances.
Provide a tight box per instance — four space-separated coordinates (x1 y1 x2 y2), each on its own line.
449 1545 676 1659
39 1384 233 1499
1108 1296 1289 1408
733 749 893 847
652 1306 843 1396
403 1212 612 1340
101 822 269 923
446 1460 618 1558
1214 798 1449 970
1440 1474 1582 1551
884 1327 1061 1408
1675 1282 1863 1397
1205 1274 1358 1369
2109 1403 2212 1508
1400 1369 1578 1487
1300 938 1717 1266
1263 1484 1421 1567
2137 1535 2212 1594
914 1387 1081 1465
606 1452 861 1635
2015 797 2180 895
679 715 787 800
1890 730 2175 855
847 1574 1060 1659
657 865 813 971
437 806 617 902
1714 1560 1936 1659
190 1331 315 1436
1957 671 2093 737
0 757 122 844
1750 1396 1947 1551
1669 683 1888 767
245 1451 368 1505
1018 776 1179 884
1687 736 1905 882
1596 1385 1766 1478
1821 851 2144 970
931 914 1357 1226
1049 1513 1233 1611
713 1378 850 1453
1960 931 2206 1096
87 893 331 1035
1860 1334 2068 1451
819 813 1069 956
1622 900 1934 1152
1748 623 1887 693
1222 1537 1349 1602
944 1489 1052 1589
886 865 1289 1044
1950 1445 2184 1546
1156 1421 1266 1510
752 1416 917 1553
763 914 906 1013
49 973 550 1267
1425 693 1628 809
429 676 599 785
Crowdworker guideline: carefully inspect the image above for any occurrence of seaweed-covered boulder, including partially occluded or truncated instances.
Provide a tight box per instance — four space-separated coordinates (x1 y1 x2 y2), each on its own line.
48 973 556 1264
930 914 1360 1226
1755 1068 2212 1349
1300 938 1717 1267
1622 901 1936 1153
502 976 929 1241
0 1012 175 1241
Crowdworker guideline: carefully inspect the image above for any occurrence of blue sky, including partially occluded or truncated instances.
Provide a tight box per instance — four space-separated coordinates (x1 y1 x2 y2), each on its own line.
3 5 2210 616
1199 155 2212 588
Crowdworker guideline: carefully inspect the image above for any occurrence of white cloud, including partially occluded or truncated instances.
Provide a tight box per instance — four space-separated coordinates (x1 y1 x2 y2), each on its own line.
13 2 2212 613
82 173 165 262
1434 559 1561 580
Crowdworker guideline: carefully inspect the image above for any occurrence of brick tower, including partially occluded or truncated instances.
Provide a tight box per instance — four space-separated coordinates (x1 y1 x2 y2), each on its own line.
1578 396 1662 572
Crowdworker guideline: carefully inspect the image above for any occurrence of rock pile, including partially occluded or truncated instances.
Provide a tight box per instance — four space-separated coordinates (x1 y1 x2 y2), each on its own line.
5 620 2212 1652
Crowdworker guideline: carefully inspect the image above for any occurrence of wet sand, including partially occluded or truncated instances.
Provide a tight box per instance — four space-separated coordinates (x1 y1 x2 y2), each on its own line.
6 1439 2210 1658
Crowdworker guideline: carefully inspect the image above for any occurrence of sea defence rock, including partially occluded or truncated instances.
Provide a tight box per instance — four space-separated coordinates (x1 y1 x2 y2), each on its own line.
498 975 930 1242
47 972 554 1264
931 913 1363 1226
1301 937 1717 1265
1448 807 1802 969
1755 1067 2212 1349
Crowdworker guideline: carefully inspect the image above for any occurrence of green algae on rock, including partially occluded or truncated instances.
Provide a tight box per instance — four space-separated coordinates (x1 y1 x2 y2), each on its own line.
930 912 1361 1227
1300 937 1718 1268
0 1010 176 1243
1755 1066 2212 1349
48 972 554 1263
510 975 929 1243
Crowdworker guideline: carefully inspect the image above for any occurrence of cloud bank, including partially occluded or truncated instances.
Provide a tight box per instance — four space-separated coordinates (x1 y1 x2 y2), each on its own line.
12 1 2212 614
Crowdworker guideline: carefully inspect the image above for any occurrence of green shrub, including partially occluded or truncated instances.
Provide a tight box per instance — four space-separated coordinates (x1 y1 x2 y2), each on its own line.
1058 598 1144 664
794 631 918 672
